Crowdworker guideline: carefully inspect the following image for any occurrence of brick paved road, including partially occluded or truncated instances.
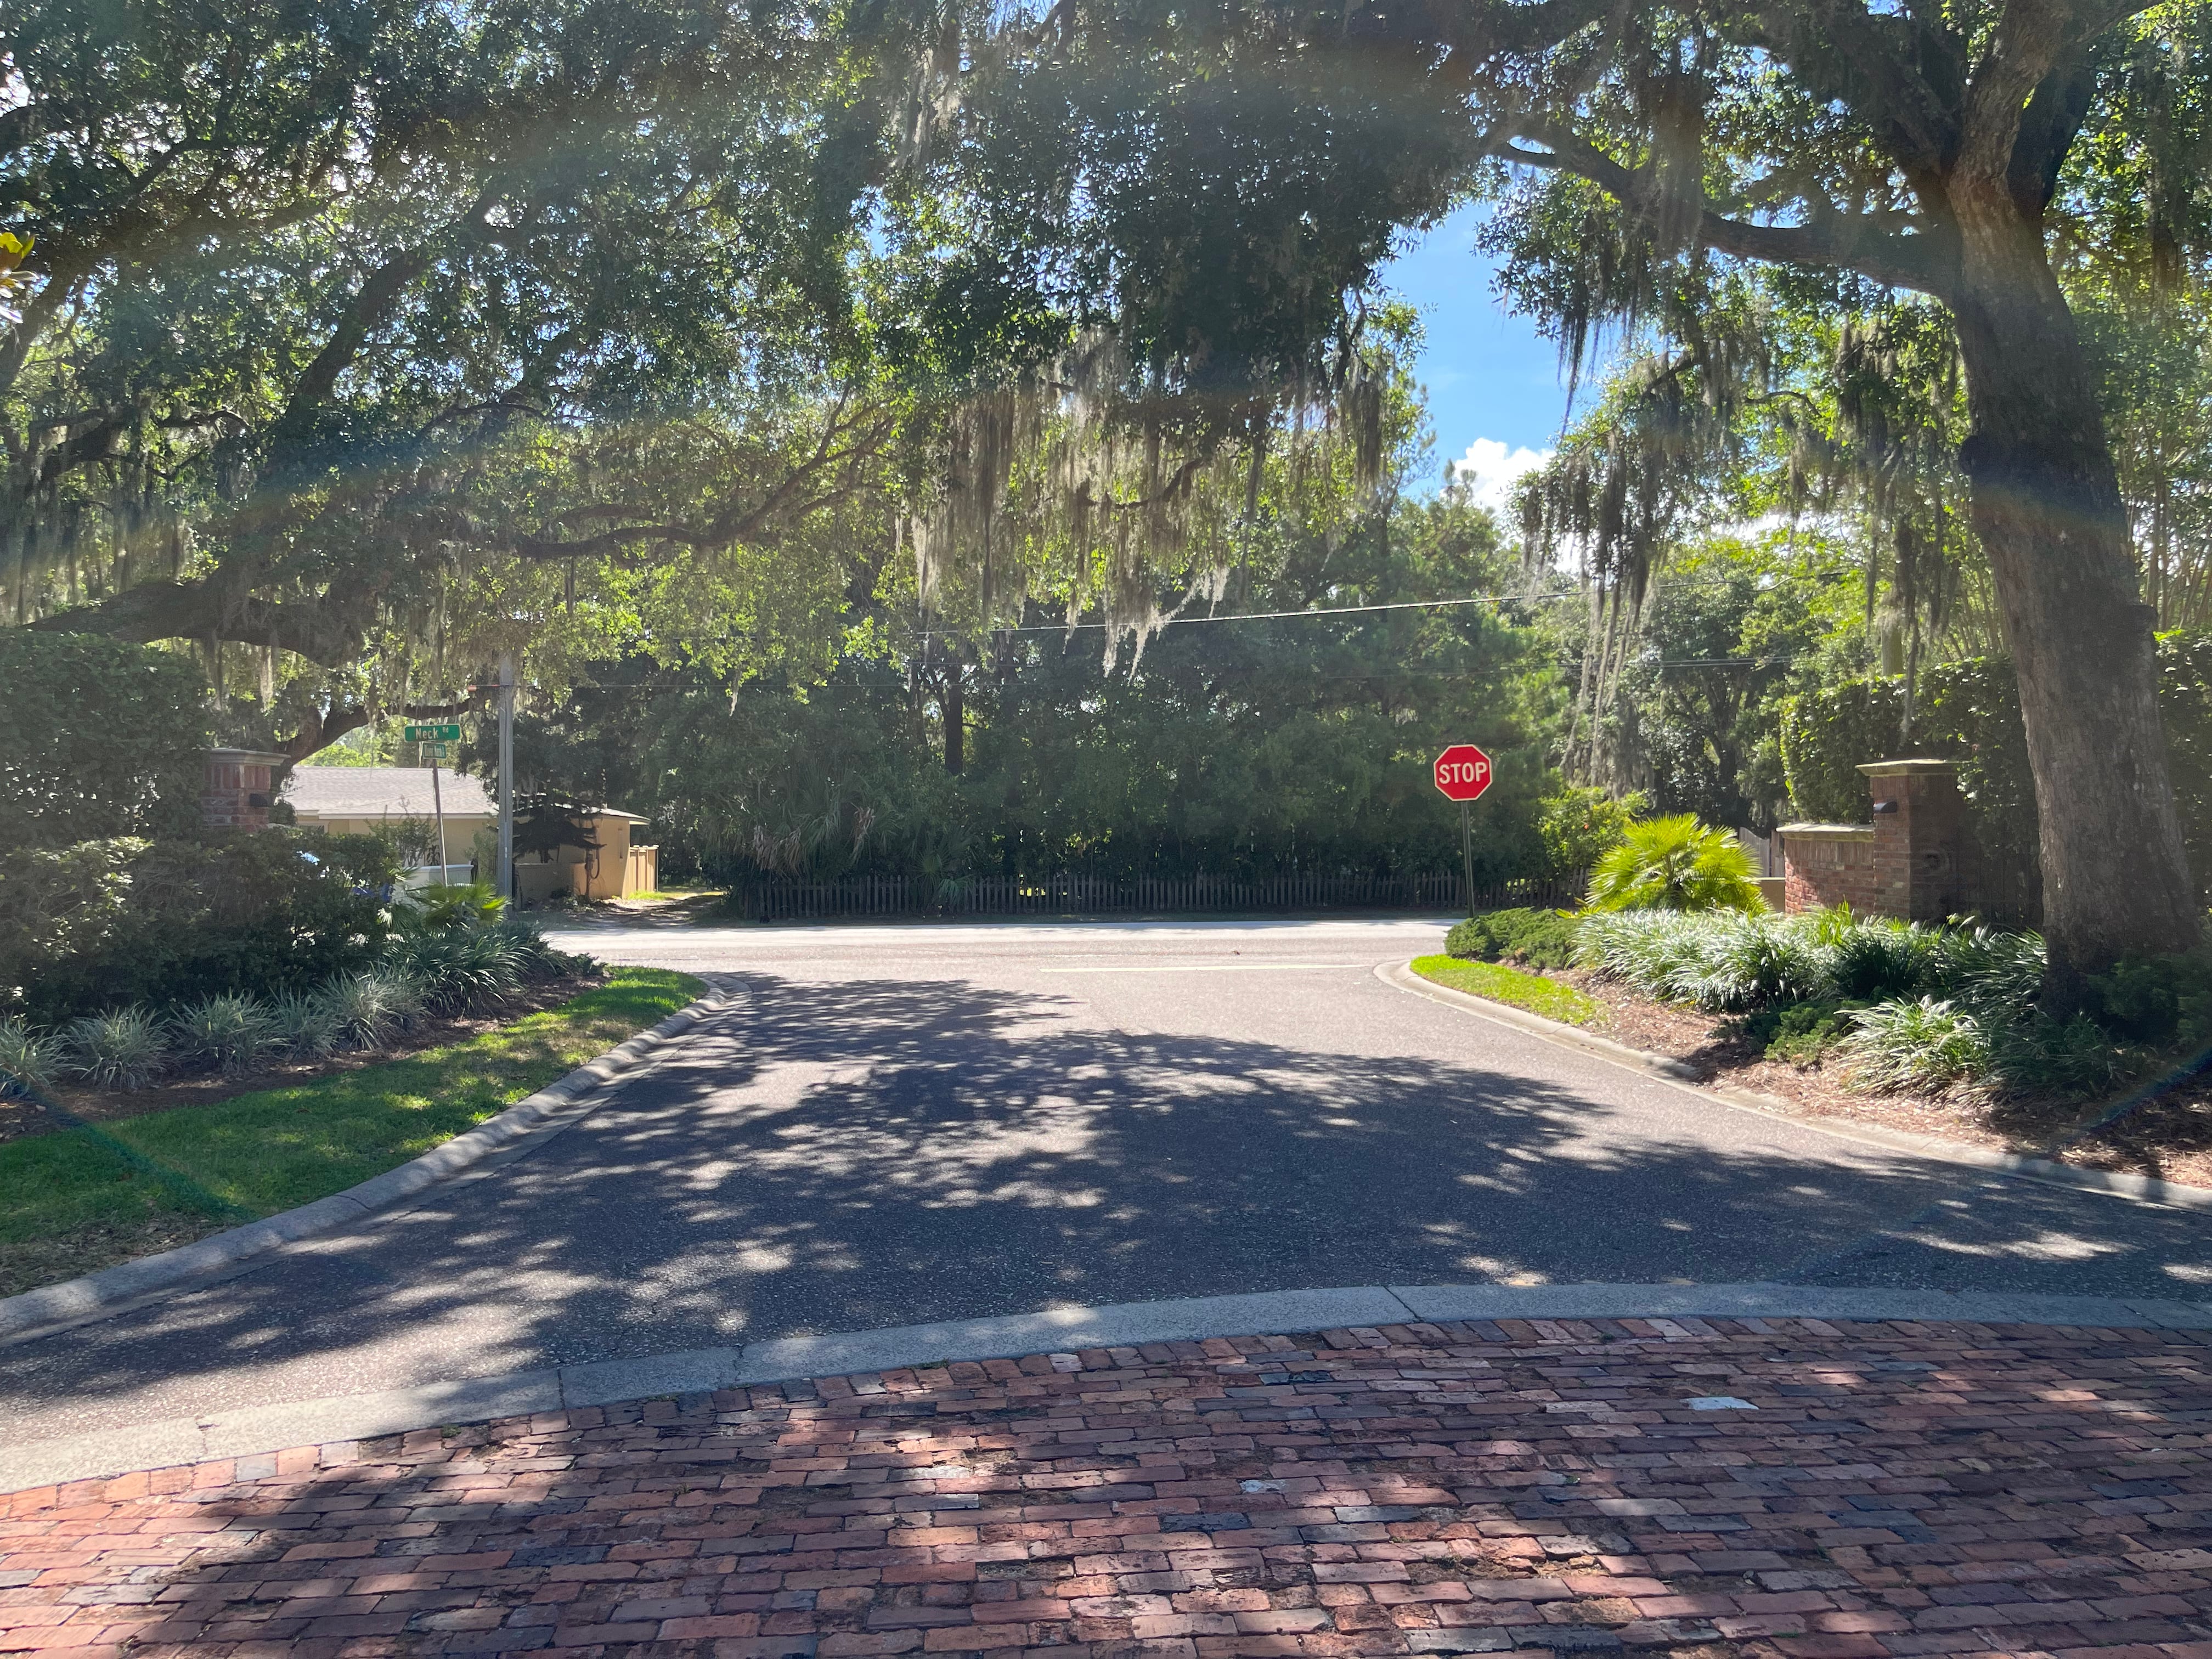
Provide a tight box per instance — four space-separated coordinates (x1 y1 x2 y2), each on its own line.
4 1313 2208 1657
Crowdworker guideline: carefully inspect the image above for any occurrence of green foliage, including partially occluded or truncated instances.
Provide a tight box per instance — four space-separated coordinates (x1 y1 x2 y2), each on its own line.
1732 1000 1857 1068
0 1017 62 1096
1536 787 1644 877
2081 945 2212 1050
171 995 279 1076
1584 815 1763 913
1 831 397 1024
1779 636 2212 896
319 972 424 1052
1444 908 1582 970
0 970 700 1294
385 929 528 1015
391 882 506 935
0 634 208 847
62 1008 170 1090
1410 955 1602 1026
1779 679 1904 822
1842 999 1994 1093
500 490 1565 888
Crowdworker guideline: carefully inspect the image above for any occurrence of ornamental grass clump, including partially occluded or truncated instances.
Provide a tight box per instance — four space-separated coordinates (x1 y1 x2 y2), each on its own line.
386 926 528 1014
171 993 278 1075
268 990 343 1059
63 1007 170 1090
323 970 423 1052
0 1017 61 1096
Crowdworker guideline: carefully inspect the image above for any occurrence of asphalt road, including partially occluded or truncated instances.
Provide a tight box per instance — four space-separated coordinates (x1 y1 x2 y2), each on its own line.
5 916 2208 1445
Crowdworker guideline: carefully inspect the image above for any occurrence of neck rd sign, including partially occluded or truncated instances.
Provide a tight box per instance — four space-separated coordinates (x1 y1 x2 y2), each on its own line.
1433 743 1493 803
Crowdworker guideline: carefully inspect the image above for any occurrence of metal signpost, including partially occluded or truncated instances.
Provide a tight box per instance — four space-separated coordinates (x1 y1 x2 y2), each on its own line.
1431 743 1494 913
496 654 516 902
403 723 465 886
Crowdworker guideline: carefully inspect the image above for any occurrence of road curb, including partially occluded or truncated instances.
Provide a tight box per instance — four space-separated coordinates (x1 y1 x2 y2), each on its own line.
4 1278 2208 1494
1381 959 2212 1213
0 980 734 1346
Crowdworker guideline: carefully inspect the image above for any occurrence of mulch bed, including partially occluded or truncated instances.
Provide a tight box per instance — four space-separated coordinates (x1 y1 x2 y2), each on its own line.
0 973 606 1147
1522 967 2212 1195
4 1314 2209 1656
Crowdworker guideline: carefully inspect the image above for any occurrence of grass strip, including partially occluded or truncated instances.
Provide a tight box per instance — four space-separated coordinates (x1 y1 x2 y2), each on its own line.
0 967 702 1296
1412 953 1604 1027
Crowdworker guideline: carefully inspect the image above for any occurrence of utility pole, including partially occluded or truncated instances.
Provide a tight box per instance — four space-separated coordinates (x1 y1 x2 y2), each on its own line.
496 651 516 901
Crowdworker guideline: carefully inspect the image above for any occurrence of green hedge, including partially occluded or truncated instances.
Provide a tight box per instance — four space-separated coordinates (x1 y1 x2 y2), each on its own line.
1780 633 2212 896
1 830 399 1023
0 633 209 847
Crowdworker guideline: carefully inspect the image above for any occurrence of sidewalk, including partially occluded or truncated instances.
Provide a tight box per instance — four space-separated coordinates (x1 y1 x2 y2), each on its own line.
2 1313 2208 1657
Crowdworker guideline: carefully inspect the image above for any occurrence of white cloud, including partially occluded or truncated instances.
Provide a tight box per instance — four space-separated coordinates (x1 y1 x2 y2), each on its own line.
1449 438 1552 515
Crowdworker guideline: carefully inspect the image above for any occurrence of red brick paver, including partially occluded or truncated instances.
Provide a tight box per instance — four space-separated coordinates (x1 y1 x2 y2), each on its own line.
3 1316 2209 1657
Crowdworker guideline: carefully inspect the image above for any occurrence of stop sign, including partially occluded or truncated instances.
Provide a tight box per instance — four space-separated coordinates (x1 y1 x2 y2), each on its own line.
1433 743 1493 803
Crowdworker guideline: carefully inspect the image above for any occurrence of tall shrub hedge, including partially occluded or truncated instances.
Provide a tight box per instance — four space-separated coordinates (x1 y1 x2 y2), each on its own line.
0 633 210 847
0 830 398 1023
1780 633 2212 896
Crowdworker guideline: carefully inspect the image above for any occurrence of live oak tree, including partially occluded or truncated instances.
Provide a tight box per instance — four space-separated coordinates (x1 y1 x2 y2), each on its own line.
1 0 895 758
923 0 2210 983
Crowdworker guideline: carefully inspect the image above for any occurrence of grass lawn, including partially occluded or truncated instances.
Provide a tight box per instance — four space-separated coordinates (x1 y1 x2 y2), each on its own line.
1412 954 1604 1027
0 967 703 1298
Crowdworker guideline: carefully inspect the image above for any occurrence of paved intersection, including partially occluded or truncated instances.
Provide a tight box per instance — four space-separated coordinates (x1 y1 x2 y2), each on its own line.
2 918 2207 1452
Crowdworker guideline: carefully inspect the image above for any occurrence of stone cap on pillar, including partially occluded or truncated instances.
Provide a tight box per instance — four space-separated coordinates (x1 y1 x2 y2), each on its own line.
204 747 293 770
1855 757 1958 777
1775 822 1875 839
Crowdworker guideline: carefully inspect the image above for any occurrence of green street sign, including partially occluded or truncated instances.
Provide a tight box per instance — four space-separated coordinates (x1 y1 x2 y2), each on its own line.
403 723 462 742
422 742 452 761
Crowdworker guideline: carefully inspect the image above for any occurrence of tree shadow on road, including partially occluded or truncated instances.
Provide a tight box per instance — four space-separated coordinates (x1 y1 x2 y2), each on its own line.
5 970 2209 1426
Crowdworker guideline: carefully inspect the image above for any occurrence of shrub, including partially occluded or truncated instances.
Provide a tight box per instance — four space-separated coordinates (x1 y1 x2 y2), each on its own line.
172 993 278 1075
62 1007 170 1090
321 970 423 1051
1536 787 1647 877
0 632 210 848
1584 815 1763 913
1780 678 1904 822
1444 907 1580 968
0 1017 61 1096
2 828 397 1024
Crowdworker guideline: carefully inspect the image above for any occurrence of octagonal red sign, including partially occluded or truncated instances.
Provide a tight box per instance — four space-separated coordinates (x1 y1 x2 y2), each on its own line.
1432 743 1493 803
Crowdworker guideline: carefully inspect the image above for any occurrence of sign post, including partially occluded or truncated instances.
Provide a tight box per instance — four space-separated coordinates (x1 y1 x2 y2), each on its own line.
1431 743 1494 915
403 723 465 886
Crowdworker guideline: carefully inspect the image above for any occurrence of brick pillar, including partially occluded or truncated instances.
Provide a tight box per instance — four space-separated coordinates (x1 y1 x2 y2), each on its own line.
201 748 290 832
1857 758 1976 922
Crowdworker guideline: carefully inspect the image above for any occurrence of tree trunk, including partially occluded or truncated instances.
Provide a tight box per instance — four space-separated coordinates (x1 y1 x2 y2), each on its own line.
942 659 966 775
1948 194 2202 990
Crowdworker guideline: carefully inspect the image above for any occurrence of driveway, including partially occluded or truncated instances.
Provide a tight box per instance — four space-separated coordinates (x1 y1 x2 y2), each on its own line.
4 917 2207 1446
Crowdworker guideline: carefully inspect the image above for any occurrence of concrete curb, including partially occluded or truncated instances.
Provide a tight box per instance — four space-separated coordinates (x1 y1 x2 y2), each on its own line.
5 1279 2208 1493
0 981 734 1346
1381 960 2212 1213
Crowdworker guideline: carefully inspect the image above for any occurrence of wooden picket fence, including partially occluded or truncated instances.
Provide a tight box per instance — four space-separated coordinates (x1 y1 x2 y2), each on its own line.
727 870 1585 922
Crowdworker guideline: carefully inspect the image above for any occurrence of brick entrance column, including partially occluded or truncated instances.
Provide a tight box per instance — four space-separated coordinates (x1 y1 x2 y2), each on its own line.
202 748 290 831
1857 758 1977 922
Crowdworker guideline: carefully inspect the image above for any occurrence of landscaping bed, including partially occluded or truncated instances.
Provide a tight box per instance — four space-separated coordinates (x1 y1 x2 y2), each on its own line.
1434 907 2212 1193
0 967 704 1300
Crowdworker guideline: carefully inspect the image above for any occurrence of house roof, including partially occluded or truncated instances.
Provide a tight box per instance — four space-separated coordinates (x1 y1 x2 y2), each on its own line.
284 766 496 820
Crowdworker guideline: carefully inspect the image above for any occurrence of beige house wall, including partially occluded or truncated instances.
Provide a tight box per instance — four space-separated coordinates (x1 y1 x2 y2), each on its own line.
512 813 656 901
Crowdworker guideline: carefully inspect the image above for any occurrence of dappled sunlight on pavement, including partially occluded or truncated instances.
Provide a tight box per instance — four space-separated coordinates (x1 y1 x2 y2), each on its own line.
3 1314 2209 1656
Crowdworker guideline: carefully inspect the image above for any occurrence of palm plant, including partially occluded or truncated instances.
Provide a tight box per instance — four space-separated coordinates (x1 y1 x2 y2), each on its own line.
1583 814 1763 914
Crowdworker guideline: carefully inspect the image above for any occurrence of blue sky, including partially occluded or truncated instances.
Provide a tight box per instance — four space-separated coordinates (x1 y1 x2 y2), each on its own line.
1375 202 1573 500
